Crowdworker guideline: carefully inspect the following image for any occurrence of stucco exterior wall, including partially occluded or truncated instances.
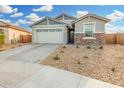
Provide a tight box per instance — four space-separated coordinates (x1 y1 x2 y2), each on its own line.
75 16 106 33
6 28 30 44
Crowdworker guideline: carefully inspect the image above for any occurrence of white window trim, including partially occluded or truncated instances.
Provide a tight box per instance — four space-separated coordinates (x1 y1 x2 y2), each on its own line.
83 22 96 37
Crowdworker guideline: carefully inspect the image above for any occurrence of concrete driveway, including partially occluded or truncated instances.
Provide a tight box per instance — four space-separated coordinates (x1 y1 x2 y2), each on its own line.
0 44 121 88
0 44 58 63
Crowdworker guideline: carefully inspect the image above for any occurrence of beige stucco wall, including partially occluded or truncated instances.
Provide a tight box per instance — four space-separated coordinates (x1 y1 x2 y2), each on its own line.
75 16 106 33
8 28 30 44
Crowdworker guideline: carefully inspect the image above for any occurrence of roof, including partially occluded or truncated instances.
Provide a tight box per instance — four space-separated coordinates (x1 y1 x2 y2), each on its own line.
30 16 67 27
54 13 77 20
72 13 110 24
0 21 31 34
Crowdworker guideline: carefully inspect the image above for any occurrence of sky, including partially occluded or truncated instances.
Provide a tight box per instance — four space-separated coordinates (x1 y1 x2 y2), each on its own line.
0 5 124 32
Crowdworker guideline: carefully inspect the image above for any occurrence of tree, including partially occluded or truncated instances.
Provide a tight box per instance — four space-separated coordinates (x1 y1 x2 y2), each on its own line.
0 33 5 48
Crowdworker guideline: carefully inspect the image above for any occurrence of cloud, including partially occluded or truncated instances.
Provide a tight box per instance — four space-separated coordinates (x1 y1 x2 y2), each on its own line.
14 22 20 26
33 5 53 12
106 23 124 32
0 19 11 23
25 13 43 22
10 12 24 17
76 11 88 18
13 8 18 13
18 19 32 25
0 5 17 14
106 10 124 21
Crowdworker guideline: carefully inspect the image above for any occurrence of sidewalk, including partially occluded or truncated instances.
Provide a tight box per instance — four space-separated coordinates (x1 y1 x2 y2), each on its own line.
18 65 121 88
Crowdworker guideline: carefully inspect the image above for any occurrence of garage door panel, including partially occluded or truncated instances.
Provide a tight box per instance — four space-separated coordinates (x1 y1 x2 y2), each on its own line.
36 29 63 43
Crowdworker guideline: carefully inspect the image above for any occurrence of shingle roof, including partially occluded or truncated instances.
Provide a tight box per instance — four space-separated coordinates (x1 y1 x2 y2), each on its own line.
0 21 31 34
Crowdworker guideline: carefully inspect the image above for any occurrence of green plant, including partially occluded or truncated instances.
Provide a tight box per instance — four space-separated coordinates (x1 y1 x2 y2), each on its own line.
76 45 79 48
60 50 64 53
87 46 91 49
19 44 22 47
53 54 60 60
99 46 103 49
77 60 81 64
111 67 116 73
62 46 66 49
84 56 88 58
0 33 5 48
11 46 15 48
111 65 117 73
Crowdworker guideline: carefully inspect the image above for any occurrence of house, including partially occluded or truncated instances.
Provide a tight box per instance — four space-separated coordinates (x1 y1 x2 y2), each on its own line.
30 13 110 45
0 21 31 44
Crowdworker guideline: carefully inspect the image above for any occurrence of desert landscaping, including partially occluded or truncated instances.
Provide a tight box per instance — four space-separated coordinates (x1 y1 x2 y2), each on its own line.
41 44 124 87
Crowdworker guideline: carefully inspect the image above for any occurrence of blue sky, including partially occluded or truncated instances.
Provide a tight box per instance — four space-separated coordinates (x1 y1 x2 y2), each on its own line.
0 5 124 32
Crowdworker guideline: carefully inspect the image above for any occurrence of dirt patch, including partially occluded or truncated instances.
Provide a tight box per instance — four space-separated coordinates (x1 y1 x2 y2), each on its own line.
41 45 124 87
0 43 24 52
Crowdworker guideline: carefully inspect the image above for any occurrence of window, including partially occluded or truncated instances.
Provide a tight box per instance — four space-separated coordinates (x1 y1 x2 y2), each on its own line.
84 23 94 37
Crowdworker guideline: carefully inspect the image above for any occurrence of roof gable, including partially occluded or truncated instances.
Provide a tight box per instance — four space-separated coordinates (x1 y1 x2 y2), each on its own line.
72 13 110 24
54 13 76 21
30 17 65 27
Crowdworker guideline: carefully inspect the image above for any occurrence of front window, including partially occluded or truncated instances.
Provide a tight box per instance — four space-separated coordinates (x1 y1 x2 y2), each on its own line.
84 23 94 37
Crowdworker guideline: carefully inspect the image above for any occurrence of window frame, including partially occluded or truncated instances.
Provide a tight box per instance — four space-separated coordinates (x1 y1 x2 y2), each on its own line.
83 22 95 37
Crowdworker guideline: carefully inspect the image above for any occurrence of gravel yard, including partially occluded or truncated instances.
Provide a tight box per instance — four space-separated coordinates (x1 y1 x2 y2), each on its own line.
41 44 124 87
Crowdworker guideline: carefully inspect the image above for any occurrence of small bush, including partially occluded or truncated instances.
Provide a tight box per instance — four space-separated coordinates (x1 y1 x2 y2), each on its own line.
77 60 81 64
53 54 60 60
76 45 79 48
93 47 97 51
60 50 64 53
84 56 88 58
62 46 66 49
99 46 103 49
11 46 15 48
87 46 91 49
19 44 22 47
111 67 116 73
0 33 5 48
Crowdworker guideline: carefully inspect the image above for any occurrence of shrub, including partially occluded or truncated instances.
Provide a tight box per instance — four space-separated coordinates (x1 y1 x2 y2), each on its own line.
60 50 64 53
11 46 15 48
62 46 66 49
53 54 60 60
19 44 22 47
99 46 103 49
0 33 5 48
111 67 116 73
84 56 88 58
77 60 81 64
87 46 91 49
93 46 97 51
76 45 79 48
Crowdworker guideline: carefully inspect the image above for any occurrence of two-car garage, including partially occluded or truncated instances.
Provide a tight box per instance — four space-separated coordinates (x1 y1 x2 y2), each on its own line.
31 17 68 44
34 29 64 44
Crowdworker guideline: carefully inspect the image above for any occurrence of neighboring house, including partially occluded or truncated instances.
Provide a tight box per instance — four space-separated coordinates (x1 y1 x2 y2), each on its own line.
30 13 110 45
0 21 31 44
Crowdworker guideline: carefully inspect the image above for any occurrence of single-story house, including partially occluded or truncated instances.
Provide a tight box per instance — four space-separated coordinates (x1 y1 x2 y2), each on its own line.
0 21 31 44
30 13 110 45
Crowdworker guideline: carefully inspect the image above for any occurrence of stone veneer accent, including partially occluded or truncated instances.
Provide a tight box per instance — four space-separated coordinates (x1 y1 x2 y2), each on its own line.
74 32 105 45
